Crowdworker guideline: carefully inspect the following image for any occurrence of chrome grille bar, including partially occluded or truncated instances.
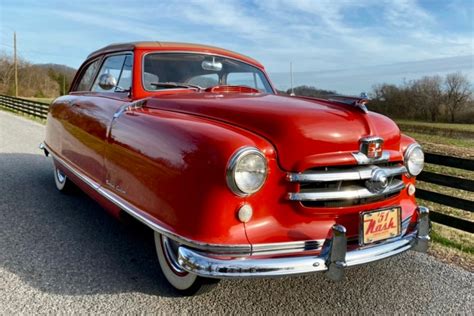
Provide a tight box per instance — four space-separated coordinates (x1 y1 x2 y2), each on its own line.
288 179 405 201
287 165 407 182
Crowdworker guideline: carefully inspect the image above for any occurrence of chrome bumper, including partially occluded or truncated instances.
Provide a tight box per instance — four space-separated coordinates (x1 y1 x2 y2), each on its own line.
177 207 430 280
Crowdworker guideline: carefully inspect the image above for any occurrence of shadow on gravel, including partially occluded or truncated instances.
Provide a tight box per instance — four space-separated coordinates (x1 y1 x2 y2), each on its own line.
0 153 177 297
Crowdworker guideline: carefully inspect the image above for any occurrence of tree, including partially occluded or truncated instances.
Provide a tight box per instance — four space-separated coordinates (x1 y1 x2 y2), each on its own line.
286 85 336 98
412 76 443 121
444 73 472 123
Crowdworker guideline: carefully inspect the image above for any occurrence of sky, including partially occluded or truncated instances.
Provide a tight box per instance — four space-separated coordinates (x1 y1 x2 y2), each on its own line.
0 0 473 94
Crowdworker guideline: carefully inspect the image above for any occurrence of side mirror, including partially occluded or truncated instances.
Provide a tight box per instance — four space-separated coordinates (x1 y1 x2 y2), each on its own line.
98 73 117 90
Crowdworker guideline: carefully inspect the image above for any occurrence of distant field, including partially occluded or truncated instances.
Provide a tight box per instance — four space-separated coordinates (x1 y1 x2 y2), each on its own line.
397 120 474 158
396 119 474 133
396 120 474 150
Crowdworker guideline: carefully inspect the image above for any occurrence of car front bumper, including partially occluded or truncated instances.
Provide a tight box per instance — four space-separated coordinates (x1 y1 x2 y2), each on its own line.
177 206 430 280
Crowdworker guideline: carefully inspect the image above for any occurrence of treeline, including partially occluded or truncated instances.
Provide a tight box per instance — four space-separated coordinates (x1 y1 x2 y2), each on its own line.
278 85 336 97
370 73 473 123
279 73 473 123
0 53 76 98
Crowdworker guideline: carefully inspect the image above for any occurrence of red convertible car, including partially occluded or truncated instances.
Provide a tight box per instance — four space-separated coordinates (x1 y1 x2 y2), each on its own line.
41 42 430 295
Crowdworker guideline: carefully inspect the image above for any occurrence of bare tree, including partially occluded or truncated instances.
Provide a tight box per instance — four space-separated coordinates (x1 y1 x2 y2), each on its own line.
444 73 472 123
0 53 15 93
412 76 443 121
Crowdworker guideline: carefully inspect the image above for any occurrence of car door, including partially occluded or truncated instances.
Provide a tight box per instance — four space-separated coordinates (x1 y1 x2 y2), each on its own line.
58 57 101 172
63 53 133 186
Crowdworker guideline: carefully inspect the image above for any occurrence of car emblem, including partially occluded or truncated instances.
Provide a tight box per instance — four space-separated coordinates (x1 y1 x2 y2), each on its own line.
365 168 389 194
360 137 384 159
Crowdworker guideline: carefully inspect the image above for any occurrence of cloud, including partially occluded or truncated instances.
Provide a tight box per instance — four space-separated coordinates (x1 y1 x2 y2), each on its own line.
1 0 472 85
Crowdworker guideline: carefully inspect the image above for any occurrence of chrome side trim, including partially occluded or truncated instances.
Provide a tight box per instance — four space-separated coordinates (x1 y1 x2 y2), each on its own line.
43 143 251 255
287 165 406 183
44 143 325 256
177 207 430 279
352 151 390 165
288 179 405 201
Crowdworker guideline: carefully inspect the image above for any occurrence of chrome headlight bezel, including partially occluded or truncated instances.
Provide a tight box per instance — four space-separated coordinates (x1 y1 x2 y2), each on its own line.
404 143 424 177
226 147 268 196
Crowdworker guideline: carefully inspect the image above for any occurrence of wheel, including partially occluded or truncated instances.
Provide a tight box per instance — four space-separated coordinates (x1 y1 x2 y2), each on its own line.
53 163 74 193
154 232 219 296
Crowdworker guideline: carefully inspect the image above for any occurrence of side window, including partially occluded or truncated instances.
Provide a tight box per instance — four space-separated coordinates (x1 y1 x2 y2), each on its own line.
187 74 219 88
92 54 133 92
76 60 100 91
117 55 133 90
227 72 265 90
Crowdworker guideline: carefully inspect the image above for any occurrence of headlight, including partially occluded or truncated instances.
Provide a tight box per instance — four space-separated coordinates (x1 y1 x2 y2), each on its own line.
227 147 268 195
404 143 424 177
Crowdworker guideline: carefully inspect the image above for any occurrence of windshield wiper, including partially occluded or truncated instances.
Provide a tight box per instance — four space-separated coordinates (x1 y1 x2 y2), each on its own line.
149 82 202 91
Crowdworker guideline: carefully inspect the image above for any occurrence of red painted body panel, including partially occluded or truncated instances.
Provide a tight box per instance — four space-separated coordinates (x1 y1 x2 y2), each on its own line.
45 43 421 250
142 93 402 171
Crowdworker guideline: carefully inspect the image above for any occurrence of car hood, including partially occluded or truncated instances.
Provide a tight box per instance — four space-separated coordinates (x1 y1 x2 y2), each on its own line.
144 93 401 171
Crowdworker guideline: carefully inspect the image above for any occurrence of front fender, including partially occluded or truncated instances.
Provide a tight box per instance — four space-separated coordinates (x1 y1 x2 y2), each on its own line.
105 107 276 246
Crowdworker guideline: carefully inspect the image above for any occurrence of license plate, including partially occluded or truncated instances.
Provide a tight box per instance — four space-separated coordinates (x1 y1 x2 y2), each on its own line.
361 207 401 245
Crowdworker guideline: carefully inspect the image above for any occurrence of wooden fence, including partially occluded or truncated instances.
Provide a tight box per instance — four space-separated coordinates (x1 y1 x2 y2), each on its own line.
0 94 472 233
0 94 49 119
417 153 473 233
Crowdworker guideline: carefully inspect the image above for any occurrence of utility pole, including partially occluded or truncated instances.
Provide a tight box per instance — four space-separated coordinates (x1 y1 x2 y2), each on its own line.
290 62 295 96
13 32 18 97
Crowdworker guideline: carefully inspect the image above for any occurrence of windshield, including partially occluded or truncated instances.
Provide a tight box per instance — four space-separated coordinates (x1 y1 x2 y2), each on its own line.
143 53 274 93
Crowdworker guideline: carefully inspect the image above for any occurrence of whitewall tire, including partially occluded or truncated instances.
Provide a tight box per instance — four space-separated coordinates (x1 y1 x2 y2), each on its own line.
154 232 219 295
53 163 74 193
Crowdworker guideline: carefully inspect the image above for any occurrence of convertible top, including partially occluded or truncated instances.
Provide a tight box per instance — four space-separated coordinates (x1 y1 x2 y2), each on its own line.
87 41 264 69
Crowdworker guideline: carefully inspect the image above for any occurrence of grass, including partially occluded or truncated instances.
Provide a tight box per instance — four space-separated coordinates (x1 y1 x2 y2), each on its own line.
430 223 474 254
396 119 474 133
19 97 54 104
404 131 474 150
424 163 474 179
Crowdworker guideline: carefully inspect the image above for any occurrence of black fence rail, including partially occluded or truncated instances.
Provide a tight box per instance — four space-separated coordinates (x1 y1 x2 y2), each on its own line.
0 95 472 233
418 153 473 233
0 94 49 119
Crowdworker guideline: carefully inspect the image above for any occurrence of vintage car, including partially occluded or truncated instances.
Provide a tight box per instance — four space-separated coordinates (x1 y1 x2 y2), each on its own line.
41 42 430 295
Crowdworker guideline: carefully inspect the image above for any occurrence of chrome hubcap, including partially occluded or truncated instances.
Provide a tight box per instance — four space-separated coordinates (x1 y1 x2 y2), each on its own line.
56 168 66 183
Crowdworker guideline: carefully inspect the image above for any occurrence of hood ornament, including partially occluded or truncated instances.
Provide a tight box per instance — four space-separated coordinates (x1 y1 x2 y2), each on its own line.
327 92 369 114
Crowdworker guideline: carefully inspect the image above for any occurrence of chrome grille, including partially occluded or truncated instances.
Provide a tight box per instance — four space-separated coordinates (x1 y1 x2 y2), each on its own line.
287 163 406 207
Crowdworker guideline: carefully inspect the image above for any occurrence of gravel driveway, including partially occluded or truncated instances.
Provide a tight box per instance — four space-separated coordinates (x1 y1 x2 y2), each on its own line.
0 110 472 314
